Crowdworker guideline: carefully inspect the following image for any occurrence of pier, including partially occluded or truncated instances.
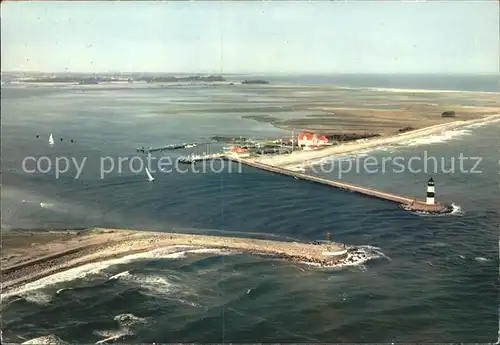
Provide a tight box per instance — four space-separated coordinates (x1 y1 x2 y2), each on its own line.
136 142 200 153
178 153 225 164
227 157 451 214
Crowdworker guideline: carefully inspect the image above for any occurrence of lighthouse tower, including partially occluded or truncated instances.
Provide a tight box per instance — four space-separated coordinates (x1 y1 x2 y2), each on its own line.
426 177 435 205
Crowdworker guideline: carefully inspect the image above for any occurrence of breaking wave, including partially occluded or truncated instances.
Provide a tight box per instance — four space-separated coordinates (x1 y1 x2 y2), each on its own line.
301 244 390 270
2 247 233 302
400 129 472 147
22 334 69 345
450 203 463 215
93 313 147 344
410 203 464 217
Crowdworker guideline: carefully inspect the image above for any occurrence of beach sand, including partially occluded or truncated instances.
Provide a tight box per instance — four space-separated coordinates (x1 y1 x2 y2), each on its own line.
253 114 500 170
1 228 347 294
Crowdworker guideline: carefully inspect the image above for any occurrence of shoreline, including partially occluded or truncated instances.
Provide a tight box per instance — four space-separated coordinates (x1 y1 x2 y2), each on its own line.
1 228 349 295
255 114 500 169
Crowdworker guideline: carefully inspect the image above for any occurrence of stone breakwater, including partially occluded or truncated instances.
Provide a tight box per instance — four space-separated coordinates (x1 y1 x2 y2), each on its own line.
1 228 347 293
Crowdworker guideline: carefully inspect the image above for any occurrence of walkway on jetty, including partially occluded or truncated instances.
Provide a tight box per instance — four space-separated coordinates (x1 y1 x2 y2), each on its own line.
227 157 443 212
2 228 347 293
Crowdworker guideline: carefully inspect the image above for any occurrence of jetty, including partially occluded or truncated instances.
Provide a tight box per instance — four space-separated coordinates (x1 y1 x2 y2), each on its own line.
226 157 452 214
136 142 199 153
2 228 348 293
178 153 225 164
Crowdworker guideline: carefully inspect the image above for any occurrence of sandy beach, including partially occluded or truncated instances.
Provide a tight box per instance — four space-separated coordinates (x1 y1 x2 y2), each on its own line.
1 228 349 295
254 114 500 169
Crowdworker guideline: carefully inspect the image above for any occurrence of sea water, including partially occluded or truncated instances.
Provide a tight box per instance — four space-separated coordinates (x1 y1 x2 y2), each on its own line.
1 76 498 343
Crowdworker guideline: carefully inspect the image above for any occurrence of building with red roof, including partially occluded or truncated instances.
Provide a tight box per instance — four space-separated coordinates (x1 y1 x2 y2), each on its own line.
228 146 250 157
298 132 328 149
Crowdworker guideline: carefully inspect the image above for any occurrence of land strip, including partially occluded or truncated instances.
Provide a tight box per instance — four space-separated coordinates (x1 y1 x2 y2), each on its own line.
1 228 347 293
253 114 500 169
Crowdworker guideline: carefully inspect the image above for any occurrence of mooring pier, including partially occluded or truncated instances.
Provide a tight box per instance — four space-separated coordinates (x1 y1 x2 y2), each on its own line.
226 157 451 214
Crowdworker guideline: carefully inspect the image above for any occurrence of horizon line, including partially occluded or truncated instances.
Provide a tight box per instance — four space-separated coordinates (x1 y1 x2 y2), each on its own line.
2 70 499 76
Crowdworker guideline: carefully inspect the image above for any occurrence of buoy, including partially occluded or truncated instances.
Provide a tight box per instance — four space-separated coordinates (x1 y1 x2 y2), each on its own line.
70 139 74 143
60 137 63 141
36 134 39 138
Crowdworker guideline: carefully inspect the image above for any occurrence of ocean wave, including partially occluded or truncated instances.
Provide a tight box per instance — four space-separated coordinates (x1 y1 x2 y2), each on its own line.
411 203 464 217
93 313 147 344
22 334 69 345
108 270 132 280
450 203 464 215
114 313 147 326
2 247 233 301
39 202 56 209
306 116 499 166
108 270 173 295
301 244 390 270
474 257 491 262
464 116 500 129
400 128 471 147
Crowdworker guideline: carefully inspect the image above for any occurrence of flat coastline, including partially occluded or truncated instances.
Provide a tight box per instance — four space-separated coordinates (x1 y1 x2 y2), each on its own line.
1 228 347 295
254 114 500 170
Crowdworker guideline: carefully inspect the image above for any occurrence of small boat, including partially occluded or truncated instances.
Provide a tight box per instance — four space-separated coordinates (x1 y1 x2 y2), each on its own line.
145 168 155 182
49 133 54 145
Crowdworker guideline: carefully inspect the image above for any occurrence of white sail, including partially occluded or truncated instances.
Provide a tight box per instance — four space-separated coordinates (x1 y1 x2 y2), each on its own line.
145 168 154 181
49 133 54 145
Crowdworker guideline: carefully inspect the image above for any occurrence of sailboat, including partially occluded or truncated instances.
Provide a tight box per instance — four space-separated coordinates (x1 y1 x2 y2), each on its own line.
48 133 55 145
145 167 155 182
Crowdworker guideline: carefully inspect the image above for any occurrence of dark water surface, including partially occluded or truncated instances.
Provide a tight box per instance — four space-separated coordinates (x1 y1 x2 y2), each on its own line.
1 80 498 343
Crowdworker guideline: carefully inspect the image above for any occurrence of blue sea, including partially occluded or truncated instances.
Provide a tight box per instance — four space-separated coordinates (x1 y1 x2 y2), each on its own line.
1 75 499 343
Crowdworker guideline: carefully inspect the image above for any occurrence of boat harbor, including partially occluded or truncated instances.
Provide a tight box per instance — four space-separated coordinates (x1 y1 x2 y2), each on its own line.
136 130 453 214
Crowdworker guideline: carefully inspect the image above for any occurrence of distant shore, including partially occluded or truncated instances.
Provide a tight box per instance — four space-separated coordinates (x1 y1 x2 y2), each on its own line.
1 228 347 295
254 114 500 170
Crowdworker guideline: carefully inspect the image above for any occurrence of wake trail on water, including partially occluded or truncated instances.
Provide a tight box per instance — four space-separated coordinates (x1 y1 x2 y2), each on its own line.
39 202 56 209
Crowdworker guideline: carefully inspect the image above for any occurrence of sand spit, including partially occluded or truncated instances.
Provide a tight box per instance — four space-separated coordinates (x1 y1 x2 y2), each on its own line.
1 228 347 293
255 114 500 169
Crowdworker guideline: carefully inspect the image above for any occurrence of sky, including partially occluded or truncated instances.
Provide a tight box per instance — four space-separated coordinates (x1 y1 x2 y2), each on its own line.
1 1 499 74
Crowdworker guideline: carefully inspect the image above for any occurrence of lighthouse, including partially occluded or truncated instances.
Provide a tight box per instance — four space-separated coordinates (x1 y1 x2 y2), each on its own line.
426 177 435 205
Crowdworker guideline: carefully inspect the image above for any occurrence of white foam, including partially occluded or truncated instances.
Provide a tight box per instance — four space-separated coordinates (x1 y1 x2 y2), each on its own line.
114 313 147 326
94 329 132 344
23 291 53 305
2 247 232 300
360 86 499 95
301 244 389 270
108 270 132 280
464 117 500 129
93 313 146 344
475 257 491 262
450 203 464 215
400 128 471 147
39 202 55 209
22 335 69 345
109 271 173 296
426 242 449 248
411 203 463 217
